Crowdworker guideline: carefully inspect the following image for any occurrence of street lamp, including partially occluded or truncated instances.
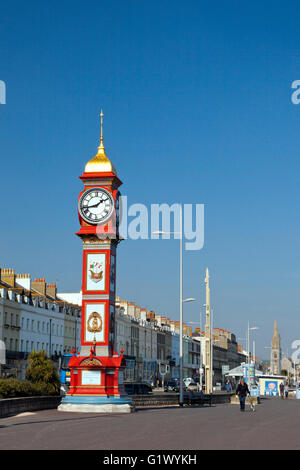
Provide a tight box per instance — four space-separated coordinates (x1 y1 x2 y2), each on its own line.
152 210 196 407
247 322 259 385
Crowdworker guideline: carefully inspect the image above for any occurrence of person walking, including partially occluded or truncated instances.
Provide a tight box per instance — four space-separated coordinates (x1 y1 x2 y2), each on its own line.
226 381 232 392
284 383 289 399
279 382 284 399
236 378 250 412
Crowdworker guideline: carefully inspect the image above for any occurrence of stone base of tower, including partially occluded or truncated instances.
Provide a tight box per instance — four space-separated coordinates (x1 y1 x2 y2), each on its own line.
58 396 132 414
57 349 132 414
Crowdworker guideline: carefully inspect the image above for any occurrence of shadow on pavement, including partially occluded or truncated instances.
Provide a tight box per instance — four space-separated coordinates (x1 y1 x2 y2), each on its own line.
0 412 122 428
135 404 216 412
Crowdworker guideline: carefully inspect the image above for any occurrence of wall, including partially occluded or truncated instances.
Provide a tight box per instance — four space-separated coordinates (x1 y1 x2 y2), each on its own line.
0 396 61 418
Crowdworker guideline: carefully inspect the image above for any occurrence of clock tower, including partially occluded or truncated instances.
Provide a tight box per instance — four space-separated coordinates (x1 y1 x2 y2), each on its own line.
58 111 131 413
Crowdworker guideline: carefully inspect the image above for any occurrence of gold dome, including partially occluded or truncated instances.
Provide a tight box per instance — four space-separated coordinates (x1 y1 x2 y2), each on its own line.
84 110 117 175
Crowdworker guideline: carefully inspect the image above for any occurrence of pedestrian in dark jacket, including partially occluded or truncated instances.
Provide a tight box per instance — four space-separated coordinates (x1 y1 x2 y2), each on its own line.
279 382 284 399
236 378 250 411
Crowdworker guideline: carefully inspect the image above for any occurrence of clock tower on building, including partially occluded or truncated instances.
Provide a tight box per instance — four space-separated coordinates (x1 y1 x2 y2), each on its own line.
58 111 131 413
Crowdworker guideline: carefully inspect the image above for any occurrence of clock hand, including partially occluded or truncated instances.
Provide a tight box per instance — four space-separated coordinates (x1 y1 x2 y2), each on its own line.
84 199 106 209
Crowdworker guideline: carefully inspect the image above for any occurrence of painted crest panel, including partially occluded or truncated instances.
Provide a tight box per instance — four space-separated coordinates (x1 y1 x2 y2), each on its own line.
85 303 105 342
86 253 106 291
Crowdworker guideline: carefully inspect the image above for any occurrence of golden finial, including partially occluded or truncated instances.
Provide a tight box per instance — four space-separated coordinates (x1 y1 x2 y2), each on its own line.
99 109 104 150
84 109 117 175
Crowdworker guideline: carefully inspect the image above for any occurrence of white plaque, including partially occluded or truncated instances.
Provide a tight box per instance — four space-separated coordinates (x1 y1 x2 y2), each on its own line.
81 370 101 385
86 253 106 291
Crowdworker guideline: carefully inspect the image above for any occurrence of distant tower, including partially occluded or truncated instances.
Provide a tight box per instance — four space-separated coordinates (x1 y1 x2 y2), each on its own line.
270 320 281 375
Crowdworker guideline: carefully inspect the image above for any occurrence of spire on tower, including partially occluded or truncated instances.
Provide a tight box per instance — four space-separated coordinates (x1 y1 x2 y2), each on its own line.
98 109 104 150
84 109 117 175
273 319 278 336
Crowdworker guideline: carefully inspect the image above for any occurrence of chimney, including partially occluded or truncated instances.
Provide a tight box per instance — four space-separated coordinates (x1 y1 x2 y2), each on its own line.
32 278 46 296
1 268 15 287
147 310 155 322
16 273 30 291
140 308 147 321
46 283 57 299
186 326 192 337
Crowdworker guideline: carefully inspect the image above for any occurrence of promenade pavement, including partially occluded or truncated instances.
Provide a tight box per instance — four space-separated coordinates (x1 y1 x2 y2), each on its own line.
0 396 299 450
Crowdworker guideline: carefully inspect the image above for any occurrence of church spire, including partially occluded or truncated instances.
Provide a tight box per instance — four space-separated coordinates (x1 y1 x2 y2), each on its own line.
271 319 281 375
273 319 278 336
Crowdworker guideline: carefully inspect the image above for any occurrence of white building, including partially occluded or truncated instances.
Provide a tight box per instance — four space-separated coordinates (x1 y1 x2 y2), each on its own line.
0 269 80 379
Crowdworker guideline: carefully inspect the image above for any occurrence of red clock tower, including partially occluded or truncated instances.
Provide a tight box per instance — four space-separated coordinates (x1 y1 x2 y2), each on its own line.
58 111 131 413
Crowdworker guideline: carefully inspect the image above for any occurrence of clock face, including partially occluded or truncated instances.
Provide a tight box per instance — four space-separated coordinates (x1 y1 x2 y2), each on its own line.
78 188 114 225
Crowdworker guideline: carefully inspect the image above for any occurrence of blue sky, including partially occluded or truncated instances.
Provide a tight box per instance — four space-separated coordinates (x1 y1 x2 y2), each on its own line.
1 0 300 359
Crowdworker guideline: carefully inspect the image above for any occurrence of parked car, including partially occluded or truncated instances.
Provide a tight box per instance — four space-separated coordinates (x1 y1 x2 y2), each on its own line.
164 379 187 392
186 381 198 391
183 377 198 390
164 379 180 392
124 382 153 395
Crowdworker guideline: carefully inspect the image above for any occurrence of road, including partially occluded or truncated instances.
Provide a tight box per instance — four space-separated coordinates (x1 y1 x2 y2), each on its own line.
0 397 299 450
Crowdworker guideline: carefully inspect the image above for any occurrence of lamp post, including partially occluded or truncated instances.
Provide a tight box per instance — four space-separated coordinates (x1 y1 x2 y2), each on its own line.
152 208 196 406
247 322 259 385
211 308 214 393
